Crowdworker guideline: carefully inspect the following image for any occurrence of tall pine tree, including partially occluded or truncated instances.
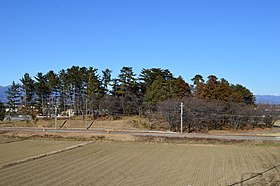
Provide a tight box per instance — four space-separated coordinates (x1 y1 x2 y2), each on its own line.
7 81 22 113
20 73 35 109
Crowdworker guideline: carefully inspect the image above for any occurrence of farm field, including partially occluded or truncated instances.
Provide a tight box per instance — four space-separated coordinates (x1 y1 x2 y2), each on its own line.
0 141 279 186
0 135 21 144
0 139 83 167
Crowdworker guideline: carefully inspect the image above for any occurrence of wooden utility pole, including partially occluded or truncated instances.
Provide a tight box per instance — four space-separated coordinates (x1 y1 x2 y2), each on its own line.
55 107 57 129
180 102 184 133
85 98 88 129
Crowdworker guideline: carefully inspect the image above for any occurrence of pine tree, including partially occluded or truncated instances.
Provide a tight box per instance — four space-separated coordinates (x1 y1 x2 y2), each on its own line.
20 73 36 109
144 76 173 105
7 81 22 113
139 68 173 95
203 75 219 100
0 101 5 121
173 76 191 98
191 74 205 98
58 69 68 112
230 84 255 104
115 67 139 114
101 68 112 95
86 67 102 113
214 78 232 102
66 66 86 114
34 72 51 115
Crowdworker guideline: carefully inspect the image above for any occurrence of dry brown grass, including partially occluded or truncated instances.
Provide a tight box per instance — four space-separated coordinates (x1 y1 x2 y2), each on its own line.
1 130 137 143
274 120 280 127
0 116 150 130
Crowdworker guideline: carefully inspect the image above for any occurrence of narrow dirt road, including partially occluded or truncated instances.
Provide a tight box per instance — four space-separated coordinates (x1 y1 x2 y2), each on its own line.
1 127 280 142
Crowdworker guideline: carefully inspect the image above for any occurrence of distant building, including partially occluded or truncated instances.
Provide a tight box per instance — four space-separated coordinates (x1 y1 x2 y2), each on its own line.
4 114 32 121
61 109 75 117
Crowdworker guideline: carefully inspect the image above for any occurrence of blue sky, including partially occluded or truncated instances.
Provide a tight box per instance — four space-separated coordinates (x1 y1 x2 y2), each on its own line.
0 0 279 95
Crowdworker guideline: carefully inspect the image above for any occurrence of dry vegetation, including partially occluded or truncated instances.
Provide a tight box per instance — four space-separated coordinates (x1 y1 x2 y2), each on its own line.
0 139 279 186
0 116 153 130
0 135 21 144
2 115 278 134
274 120 280 127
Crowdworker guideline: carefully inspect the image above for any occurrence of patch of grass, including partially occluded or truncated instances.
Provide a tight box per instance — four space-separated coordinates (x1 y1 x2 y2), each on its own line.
0 135 22 144
134 135 280 147
0 132 28 144
0 131 137 143
135 135 240 145
254 140 280 147
2 129 279 147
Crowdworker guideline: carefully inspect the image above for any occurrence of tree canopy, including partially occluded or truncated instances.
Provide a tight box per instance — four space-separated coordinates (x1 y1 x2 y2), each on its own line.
6 66 255 117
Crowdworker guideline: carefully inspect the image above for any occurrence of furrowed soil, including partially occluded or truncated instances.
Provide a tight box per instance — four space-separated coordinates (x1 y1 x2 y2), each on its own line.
0 135 22 144
0 141 279 186
0 139 83 167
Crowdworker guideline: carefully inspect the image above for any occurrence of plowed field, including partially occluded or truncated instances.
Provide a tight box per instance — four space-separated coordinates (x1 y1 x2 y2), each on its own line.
0 140 83 167
0 141 279 186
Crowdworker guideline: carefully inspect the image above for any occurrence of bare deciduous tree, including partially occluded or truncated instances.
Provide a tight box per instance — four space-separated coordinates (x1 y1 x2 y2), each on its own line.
152 98 280 132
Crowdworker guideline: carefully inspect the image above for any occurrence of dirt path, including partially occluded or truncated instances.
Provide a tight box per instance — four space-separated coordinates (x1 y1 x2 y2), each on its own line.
1 126 280 142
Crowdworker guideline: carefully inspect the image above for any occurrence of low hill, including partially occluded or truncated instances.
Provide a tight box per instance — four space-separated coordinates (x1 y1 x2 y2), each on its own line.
0 86 9 103
255 95 280 105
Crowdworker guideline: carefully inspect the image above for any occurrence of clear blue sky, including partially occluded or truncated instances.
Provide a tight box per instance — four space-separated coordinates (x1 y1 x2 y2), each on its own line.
0 0 279 95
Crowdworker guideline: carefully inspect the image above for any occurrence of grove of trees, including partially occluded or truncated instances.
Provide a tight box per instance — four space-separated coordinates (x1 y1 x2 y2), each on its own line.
5 66 278 131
